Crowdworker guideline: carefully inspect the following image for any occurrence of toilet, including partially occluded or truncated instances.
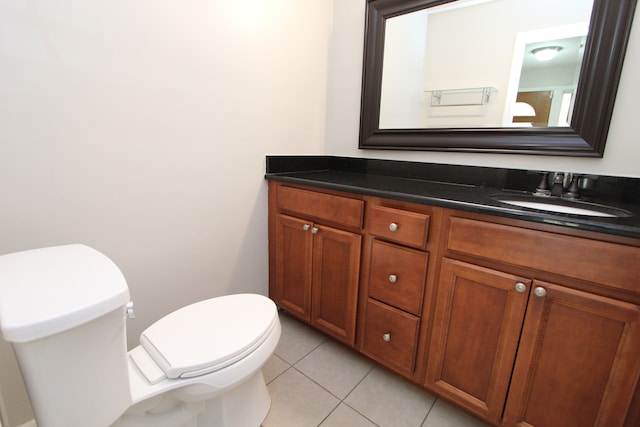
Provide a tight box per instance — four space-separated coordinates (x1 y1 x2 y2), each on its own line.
0 244 281 427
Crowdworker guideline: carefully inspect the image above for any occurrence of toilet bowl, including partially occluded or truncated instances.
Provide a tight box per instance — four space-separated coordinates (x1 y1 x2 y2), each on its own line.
0 245 280 427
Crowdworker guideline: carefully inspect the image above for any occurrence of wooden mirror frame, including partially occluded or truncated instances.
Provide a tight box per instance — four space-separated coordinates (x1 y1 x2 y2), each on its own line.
359 0 637 156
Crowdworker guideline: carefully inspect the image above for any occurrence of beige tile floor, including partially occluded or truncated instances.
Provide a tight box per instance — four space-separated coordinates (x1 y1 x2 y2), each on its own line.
261 311 489 427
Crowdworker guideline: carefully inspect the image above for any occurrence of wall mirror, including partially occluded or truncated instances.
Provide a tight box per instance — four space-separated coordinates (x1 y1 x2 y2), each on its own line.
359 0 637 156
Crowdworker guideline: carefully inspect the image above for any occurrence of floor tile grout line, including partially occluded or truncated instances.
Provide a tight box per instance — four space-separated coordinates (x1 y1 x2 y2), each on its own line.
277 326 380 424
266 356 435 427
292 360 381 426
340 401 381 427
277 314 427 426
291 365 345 402
420 396 439 427
315 399 343 427
341 362 377 402
265 362 293 386
292 345 377 402
274 314 450 426
272 337 328 366
274 323 329 365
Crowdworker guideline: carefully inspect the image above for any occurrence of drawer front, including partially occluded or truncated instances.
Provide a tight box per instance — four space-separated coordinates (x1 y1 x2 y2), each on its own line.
362 299 420 375
368 205 430 249
368 240 428 315
447 216 640 294
277 186 364 229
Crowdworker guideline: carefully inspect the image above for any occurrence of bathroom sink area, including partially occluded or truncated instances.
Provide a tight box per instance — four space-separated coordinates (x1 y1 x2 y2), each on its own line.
491 195 632 218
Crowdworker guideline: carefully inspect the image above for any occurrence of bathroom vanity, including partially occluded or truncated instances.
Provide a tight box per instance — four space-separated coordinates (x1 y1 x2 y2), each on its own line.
266 156 640 427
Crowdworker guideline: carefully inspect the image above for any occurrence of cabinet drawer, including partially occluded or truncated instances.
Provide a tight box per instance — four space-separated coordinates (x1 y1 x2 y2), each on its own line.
362 299 419 374
447 216 640 294
277 186 364 229
368 240 428 315
368 205 430 249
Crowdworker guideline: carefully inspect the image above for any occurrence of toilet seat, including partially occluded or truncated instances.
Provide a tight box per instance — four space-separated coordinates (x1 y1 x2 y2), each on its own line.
132 294 277 383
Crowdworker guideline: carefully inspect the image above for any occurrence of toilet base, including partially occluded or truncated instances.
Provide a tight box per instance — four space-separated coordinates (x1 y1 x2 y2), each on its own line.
113 370 271 427
195 370 271 426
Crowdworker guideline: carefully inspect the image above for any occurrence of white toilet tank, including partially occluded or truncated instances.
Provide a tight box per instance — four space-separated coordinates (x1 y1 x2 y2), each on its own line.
0 245 133 427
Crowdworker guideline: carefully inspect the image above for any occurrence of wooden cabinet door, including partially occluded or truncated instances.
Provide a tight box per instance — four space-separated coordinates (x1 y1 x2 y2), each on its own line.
274 214 313 321
503 281 640 427
311 225 361 345
425 258 531 424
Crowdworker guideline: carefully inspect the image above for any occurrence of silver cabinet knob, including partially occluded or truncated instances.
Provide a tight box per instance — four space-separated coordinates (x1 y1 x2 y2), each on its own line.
303 224 310 231
388 274 397 283
514 282 527 293
311 227 319 234
382 333 391 342
389 222 398 232
534 287 547 298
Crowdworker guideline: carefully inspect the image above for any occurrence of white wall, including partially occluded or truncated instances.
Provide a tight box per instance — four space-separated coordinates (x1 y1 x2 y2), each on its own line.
326 0 640 178
0 0 332 425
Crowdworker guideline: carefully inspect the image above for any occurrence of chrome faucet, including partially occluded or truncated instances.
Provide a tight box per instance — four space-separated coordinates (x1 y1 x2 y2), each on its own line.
535 172 581 199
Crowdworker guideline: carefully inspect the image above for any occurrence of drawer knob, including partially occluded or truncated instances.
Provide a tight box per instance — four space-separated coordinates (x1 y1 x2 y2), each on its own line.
534 287 547 298
303 224 311 231
311 227 319 234
389 222 398 232
382 333 391 342
388 274 397 283
514 282 527 293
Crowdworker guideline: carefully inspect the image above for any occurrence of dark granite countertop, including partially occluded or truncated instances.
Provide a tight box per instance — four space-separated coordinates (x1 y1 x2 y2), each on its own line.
265 156 640 239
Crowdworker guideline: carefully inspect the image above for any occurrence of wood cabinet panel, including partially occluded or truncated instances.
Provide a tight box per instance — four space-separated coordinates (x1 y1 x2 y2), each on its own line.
446 216 640 294
368 205 430 249
271 183 362 346
368 240 428 315
274 214 313 321
362 299 420 375
311 226 361 344
269 182 640 427
426 258 531 424
503 281 640 427
277 185 364 229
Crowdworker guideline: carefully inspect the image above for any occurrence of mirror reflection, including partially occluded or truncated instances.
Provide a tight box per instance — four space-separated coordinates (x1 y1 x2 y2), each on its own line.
379 0 594 129
512 35 586 127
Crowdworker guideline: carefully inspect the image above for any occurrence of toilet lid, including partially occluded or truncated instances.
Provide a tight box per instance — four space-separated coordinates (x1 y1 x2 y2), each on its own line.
139 294 278 379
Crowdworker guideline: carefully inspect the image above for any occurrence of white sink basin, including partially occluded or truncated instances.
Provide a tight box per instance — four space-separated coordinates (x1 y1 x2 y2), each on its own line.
492 195 631 218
